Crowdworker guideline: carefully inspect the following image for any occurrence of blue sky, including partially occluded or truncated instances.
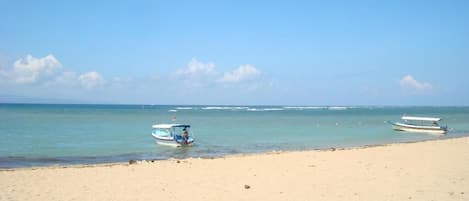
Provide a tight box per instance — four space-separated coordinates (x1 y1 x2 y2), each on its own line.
1 0 468 105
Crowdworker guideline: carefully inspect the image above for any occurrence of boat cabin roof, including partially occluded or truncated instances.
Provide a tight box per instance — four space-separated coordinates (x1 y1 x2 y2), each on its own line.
401 116 441 122
152 124 191 129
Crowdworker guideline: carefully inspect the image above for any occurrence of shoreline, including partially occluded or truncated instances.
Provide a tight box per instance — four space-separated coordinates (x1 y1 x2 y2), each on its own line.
1 134 467 171
2 136 468 201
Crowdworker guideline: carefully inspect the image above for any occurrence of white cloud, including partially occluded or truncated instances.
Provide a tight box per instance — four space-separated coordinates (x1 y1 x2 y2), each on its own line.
399 75 432 92
78 71 104 89
12 54 62 84
173 58 220 88
219 64 261 83
1 54 106 90
175 58 216 78
173 58 263 86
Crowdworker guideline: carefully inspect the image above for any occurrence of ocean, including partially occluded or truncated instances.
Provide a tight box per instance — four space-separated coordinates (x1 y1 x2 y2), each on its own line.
1 104 468 168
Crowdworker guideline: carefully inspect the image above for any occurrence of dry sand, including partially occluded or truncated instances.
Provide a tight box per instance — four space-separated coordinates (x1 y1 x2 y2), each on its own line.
1 137 469 201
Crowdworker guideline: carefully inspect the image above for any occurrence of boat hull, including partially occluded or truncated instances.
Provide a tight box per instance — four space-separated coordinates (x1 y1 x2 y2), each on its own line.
151 134 194 147
392 122 447 135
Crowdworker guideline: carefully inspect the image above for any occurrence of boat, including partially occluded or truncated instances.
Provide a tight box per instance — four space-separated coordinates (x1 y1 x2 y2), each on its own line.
151 124 194 147
390 116 447 134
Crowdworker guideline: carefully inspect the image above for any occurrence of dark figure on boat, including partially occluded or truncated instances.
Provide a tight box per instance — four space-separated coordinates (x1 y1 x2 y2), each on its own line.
182 128 189 144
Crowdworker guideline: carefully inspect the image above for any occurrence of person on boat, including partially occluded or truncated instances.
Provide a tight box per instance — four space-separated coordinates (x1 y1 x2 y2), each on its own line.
182 128 189 144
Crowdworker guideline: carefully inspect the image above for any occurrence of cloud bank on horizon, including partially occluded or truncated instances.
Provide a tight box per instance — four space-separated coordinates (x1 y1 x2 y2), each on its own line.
0 54 443 105
0 54 270 104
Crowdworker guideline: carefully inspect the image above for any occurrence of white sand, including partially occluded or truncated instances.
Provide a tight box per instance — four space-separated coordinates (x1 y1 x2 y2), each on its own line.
1 137 469 201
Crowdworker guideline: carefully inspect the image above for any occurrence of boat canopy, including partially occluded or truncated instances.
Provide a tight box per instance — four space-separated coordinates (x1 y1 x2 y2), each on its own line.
401 116 441 122
152 124 190 129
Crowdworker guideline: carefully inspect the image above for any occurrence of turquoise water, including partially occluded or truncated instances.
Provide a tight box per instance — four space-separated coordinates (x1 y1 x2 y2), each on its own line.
1 104 468 168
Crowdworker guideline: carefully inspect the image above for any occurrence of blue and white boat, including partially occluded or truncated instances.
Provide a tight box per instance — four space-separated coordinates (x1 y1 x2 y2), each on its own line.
151 124 194 147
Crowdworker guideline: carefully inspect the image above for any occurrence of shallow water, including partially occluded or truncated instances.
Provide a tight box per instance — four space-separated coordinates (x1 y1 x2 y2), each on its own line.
1 104 468 168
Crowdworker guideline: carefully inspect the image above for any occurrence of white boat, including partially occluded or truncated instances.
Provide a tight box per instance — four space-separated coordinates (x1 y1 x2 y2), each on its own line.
390 116 447 134
151 124 194 147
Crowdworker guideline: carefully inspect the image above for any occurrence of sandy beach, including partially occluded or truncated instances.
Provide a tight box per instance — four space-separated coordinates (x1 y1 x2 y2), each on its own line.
1 137 469 201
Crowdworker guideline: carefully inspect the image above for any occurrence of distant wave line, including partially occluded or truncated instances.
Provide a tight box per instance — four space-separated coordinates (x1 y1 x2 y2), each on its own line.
169 106 353 112
247 108 285 111
176 107 193 110
201 107 249 110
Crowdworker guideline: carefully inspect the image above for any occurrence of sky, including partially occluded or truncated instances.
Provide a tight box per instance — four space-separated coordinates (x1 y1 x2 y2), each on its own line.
1 0 468 105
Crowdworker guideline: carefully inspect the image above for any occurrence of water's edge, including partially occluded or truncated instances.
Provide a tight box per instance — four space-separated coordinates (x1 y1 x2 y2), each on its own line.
2 134 467 170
